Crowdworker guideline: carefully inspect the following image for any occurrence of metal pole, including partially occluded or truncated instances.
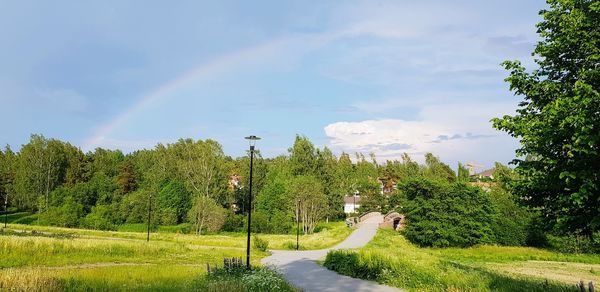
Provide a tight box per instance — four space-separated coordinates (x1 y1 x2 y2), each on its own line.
147 193 152 242
296 201 299 250
4 193 7 228
246 145 254 269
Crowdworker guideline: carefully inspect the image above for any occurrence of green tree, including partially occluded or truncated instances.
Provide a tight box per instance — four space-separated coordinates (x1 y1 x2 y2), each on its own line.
171 139 228 202
489 186 531 246
424 153 455 182
288 135 318 176
157 180 191 224
13 135 68 211
492 0 600 237
188 196 226 234
402 177 493 247
316 147 344 220
287 175 327 234
457 163 470 182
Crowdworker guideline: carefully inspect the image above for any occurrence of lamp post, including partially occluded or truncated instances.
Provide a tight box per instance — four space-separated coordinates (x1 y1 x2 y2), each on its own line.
245 135 260 269
3 192 7 228
296 199 300 250
147 192 152 242
354 190 359 214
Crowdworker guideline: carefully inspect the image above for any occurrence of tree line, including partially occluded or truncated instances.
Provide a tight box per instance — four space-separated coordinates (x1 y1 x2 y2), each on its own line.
0 134 485 235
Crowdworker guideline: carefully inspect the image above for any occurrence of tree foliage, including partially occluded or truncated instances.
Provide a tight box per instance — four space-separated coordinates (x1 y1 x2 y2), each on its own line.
492 0 600 236
402 177 493 248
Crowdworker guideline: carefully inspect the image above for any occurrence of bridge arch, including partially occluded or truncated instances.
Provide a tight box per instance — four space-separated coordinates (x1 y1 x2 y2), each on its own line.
359 211 382 222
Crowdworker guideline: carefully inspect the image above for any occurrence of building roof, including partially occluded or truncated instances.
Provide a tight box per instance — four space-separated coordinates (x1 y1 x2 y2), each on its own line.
473 168 495 177
344 196 361 204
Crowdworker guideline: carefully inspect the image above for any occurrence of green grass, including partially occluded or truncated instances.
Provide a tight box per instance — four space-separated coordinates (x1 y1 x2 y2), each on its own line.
0 228 273 291
4 220 352 250
0 211 32 223
0 220 352 291
325 230 598 291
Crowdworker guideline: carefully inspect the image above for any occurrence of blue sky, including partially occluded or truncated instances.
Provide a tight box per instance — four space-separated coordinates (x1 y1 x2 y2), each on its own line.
0 0 547 168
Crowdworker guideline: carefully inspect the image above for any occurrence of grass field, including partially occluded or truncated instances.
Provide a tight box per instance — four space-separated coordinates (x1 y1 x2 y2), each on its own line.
324 230 600 291
0 221 350 291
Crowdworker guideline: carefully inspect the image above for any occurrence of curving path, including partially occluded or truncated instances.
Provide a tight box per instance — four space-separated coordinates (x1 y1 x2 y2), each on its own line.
262 214 403 292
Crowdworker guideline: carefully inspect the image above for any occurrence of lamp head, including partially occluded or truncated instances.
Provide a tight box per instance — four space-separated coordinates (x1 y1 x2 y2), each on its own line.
245 135 261 147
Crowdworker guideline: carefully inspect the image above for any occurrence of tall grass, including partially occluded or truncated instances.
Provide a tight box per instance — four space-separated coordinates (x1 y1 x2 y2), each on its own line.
324 230 584 291
5 221 352 250
0 234 267 268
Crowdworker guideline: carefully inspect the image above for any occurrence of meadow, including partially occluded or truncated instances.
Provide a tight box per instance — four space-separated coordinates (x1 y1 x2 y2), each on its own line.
324 230 600 292
0 221 349 291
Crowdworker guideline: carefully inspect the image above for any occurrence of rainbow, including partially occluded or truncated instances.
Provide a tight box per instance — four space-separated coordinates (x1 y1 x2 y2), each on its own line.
82 38 291 150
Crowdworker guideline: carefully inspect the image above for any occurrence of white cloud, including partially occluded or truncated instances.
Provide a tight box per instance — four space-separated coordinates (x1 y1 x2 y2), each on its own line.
324 101 520 167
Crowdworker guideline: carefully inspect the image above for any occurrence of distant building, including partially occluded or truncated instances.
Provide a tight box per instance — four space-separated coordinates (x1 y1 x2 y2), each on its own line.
228 174 241 190
472 168 496 180
344 195 361 214
378 177 397 195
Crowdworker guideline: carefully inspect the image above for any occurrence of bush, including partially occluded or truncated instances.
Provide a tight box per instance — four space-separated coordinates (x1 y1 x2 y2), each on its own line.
158 223 192 234
251 211 272 233
489 187 531 246
241 267 291 291
81 205 115 230
253 236 269 252
205 266 294 292
525 216 549 248
548 234 596 254
159 207 178 226
222 211 245 232
401 177 493 247
324 250 389 281
188 196 226 234
38 199 84 228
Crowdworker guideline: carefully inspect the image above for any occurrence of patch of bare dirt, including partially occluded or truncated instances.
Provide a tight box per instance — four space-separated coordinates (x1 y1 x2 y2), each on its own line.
485 260 600 285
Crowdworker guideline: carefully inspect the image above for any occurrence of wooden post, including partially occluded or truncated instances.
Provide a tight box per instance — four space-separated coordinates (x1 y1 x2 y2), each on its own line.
590 281 594 292
579 280 586 292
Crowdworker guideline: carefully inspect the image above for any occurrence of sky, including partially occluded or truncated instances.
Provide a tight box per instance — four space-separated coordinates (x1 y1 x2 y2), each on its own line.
0 0 548 168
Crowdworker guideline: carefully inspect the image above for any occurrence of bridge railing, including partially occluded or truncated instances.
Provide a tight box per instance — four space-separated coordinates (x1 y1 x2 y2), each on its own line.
359 211 382 222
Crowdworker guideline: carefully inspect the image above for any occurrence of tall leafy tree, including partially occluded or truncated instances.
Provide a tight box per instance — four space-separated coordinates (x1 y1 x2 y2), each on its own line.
424 153 456 182
287 175 327 234
457 163 470 182
492 0 600 237
288 135 318 176
13 135 68 210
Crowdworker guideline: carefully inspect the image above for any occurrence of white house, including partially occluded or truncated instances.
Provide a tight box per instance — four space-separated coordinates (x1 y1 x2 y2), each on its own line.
344 195 361 214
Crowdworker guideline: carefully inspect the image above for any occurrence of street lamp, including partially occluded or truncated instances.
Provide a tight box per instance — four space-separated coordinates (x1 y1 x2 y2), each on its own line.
296 198 300 250
147 192 152 242
245 135 260 269
354 190 359 214
3 192 7 228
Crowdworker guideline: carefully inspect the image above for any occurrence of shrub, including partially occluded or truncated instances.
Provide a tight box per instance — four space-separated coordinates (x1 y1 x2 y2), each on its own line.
251 211 272 233
81 205 115 230
188 196 226 234
525 216 549 248
38 199 84 228
222 211 245 232
205 266 294 292
158 223 192 234
489 186 531 246
401 177 493 247
241 267 291 291
324 250 390 281
253 236 269 252
548 234 597 254
159 207 178 226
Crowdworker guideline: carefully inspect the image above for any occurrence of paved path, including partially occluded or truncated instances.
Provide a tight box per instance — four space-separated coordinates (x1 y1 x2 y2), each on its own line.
262 215 403 292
